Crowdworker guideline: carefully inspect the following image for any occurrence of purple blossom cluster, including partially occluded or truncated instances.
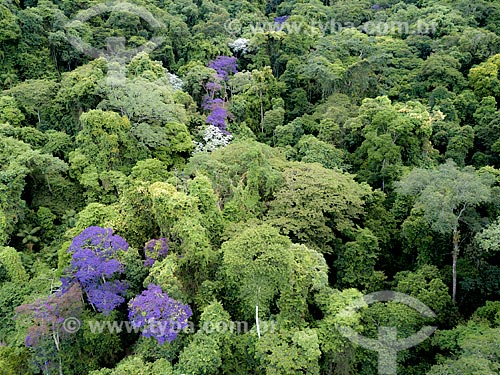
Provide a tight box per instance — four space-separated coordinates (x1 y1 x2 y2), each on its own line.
208 56 238 81
16 284 83 348
18 228 193 352
203 98 230 133
203 56 238 134
144 238 169 267
128 284 192 345
68 226 129 255
64 227 129 315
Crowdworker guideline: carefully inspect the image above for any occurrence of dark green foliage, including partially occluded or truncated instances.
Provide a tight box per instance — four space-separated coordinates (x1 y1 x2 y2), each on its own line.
2 0 500 373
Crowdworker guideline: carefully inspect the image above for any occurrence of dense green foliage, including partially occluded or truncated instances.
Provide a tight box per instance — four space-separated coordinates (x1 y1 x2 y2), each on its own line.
1 0 500 374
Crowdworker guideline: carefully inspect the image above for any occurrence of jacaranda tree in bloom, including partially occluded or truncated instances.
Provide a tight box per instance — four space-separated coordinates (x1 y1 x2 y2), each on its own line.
128 284 192 345
143 238 169 267
16 284 83 349
200 56 238 146
15 284 83 374
64 226 129 314
204 98 230 133
207 56 238 81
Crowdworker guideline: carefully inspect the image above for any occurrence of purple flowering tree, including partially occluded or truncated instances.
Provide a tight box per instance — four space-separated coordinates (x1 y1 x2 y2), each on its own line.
198 55 237 149
64 226 129 314
203 98 230 133
208 56 238 81
143 238 169 267
128 284 192 345
16 284 83 349
206 56 237 101
15 284 83 375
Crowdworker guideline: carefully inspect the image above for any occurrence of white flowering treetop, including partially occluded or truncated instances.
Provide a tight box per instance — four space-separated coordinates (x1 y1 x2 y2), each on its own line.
193 125 233 153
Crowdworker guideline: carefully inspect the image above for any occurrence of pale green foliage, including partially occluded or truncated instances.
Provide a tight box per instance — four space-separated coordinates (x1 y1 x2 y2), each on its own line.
0 246 28 283
98 74 188 120
267 162 371 253
0 96 24 127
295 135 345 170
277 244 329 327
221 224 293 320
473 301 500 326
476 219 500 255
114 180 159 248
187 140 284 220
0 211 7 246
0 4 20 43
176 335 221 374
126 52 165 80
98 69 191 165
71 110 141 172
187 175 224 246
69 109 146 202
68 203 120 237
0 137 29 242
147 182 217 298
469 54 500 98
89 356 174 375
396 160 493 235
176 302 230 375
129 159 171 183
144 256 185 302
255 328 322 375
148 182 203 237
427 356 499 374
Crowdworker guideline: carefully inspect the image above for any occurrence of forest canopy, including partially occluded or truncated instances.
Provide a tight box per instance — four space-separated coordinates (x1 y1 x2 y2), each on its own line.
1 0 500 374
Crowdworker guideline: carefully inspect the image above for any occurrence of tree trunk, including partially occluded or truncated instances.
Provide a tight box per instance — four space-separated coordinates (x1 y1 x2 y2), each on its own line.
255 304 261 339
452 228 459 303
256 286 261 339
259 91 264 133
